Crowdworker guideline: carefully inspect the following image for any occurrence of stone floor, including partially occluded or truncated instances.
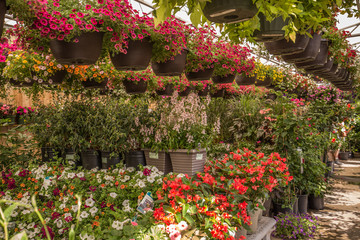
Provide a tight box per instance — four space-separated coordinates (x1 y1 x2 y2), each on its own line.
313 158 360 240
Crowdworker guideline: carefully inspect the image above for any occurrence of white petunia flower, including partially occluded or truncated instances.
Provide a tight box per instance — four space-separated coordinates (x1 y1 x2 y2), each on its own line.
110 192 117 198
77 172 84 178
80 211 89 219
89 207 98 216
71 205 79 212
138 181 145 188
56 219 63 228
67 173 75 179
85 198 95 207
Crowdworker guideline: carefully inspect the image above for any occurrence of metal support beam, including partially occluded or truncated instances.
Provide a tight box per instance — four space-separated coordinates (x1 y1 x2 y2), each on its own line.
340 22 360 31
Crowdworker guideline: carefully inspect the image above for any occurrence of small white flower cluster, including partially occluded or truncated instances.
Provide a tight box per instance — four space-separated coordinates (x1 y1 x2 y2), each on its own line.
165 221 188 240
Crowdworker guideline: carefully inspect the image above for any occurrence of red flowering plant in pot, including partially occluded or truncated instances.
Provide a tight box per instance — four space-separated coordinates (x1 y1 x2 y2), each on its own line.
15 0 134 65
147 74 176 96
151 16 189 76
212 41 255 84
114 68 153 94
185 25 216 81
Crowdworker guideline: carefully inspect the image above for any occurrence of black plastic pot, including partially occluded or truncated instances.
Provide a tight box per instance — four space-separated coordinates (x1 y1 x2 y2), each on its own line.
235 74 256 85
197 86 210 96
254 14 288 42
186 68 214 81
295 39 328 70
308 59 334 74
339 152 349 160
273 200 297 216
110 38 152 71
81 149 101 170
210 88 225 98
155 84 174 96
9 79 34 87
82 78 108 89
122 79 147 94
178 86 193 97
41 147 61 162
63 148 81 166
325 161 334 178
212 74 235 84
266 93 277 101
255 76 272 87
264 33 310 56
0 0 6 39
297 194 308 214
152 50 187 76
101 151 121 169
50 32 104 65
47 70 67 85
282 33 322 63
308 195 324 210
202 0 257 24
124 151 146 169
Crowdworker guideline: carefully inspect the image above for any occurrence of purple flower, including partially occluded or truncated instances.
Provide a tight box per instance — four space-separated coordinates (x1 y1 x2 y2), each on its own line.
89 186 96 192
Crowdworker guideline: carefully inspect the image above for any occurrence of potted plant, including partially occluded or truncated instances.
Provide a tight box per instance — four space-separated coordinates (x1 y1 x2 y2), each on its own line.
15 106 33 124
0 104 15 124
209 83 228 98
295 39 329 70
148 75 175 96
253 13 288 42
151 16 189 76
117 68 152 94
212 40 254 84
272 213 318 240
107 11 154 71
193 80 211 96
185 25 216 81
173 75 193 97
254 62 273 87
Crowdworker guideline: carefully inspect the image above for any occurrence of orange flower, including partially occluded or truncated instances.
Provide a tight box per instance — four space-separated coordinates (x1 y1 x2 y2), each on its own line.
17 193 23 199
64 208 69 212
95 216 99 220
101 184 105 188
115 181 119 186
107 203 111 207
70 185 75 190
20 183 25 187
34 186 38 190
120 185 125 189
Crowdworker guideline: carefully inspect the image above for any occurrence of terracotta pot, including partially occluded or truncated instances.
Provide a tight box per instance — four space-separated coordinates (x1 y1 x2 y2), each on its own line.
122 79 147 94
212 74 235 84
50 32 104 65
143 150 173 174
254 14 288 42
155 84 174 96
281 33 322 63
169 149 206 176
186 68 214 81
235 74 256 85
295 39 328 70
255 76 272 87
151 50 187 76
0 0 6 39
110 38 152 71
264 33 310 56
82 78 108 89
235 227 247 239
210 88 225 98
202 0 257 24
81 149 102 170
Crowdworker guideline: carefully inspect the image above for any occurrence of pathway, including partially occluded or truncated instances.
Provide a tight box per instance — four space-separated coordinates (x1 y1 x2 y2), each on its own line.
313 158 360 240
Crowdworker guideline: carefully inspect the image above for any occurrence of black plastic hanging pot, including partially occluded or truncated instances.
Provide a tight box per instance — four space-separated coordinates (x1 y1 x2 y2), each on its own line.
101 151 121 169
9 79 35 87
295 39 328 70
197 86 210 96
297 194 309 214
81 149 102 170
235 73 256 85
253 14 288 42
0 0 6 39
110 38 153 71
151 50 187 76
282 33 322 63
186 68 214 81
210 88 225 98
202 0 257 24
178 86 194 97
122 79 147 94
47 70 67 85
212 74 235 84
155 84 175 96
124 150 146 169
255 76 272 87
82 78 108 89
264 33 310 56
50 32 104 65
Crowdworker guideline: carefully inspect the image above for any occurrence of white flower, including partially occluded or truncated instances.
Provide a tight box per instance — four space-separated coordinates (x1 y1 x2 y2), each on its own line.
77 172 84 178
110 192 117 198
97 178 102 183
122 200 130 206
64 213 72 219
123 206 133 212
67 173 75 179
27 223 35 229
59 204 66 209
80 211 89 219
10 210 18 217
28 232 35 238
89 207 98 216
22 210 31 215
178 221 188 231
71 205 79 212
127 167 135 172
112 220 121 230
85 198 95 207
147 176 155 183
138 180 145 188
56 220 63 228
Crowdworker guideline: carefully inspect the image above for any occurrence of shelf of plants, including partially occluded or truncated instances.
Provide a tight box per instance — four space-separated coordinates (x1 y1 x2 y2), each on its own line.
0 0 359 240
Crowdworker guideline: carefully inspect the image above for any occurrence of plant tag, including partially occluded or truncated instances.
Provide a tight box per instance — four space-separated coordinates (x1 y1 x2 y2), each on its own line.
196 154 203 160
149 152 158 159
66 154 74 160
137 192 154 214
102 157 108 164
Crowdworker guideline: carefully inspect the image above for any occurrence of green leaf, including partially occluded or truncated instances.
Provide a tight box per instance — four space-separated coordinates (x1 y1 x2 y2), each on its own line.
4 204 18 222
10 231 28 240
182 204 189 216
269 6 279 15
163 206 175 214
175 212 182 223
336 0 342 7
183 214 195 226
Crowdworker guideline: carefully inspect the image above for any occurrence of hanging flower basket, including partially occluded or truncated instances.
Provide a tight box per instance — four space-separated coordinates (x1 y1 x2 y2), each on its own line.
9 79 34 87
255 76 272 87
253 14 288 42
281 33 322 63
82 78 108 89
295 39 328 70
202 0 257 24
122 79 148 94
110 38 153 71
151 50 187 76
155 84 174 96
235 74 256 85
178 86 193 97
264 33 310 56
0 0 6 39
186 68 214 81
212 74 235 84
197 86 210 96
210 88 225 98
306 58 334 75
39 70 67 85
50 32 104 65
